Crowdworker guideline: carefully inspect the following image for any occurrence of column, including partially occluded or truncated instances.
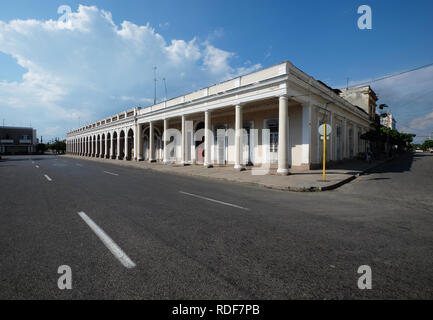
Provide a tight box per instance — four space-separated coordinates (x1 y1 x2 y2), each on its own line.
110 132 114 159
277 95 289 175
234 104 245 171
301 101 311 166
149 121 155 162
343 119 348 159
116 132 121 160
181 115 186 165
330 112 334 161
136 125 143 161
124 131 129 160
99 136 103 158
204 110 213 168
163 119 168 163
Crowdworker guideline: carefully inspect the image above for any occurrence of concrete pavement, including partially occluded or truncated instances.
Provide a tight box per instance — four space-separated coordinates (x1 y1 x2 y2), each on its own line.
0 153 432 299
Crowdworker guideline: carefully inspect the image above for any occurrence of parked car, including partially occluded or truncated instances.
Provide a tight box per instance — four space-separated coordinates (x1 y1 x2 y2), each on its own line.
415 149 424 153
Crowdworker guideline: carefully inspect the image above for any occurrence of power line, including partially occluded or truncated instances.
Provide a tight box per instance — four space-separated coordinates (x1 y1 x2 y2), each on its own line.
343 62 433 89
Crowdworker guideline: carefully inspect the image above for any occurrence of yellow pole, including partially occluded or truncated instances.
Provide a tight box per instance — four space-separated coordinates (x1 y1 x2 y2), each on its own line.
323 124 326 181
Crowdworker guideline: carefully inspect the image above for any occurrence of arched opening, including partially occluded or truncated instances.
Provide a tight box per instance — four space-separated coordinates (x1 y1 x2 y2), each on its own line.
112 132 118 159
93 136 96 157
119 130 125 159
195 122 205 164
97 135 101 157
101 134 106 158
126 129 134 160
106 133 111 159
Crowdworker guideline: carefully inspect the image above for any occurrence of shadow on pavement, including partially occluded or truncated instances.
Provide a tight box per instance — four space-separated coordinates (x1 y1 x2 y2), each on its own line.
363 152 416 175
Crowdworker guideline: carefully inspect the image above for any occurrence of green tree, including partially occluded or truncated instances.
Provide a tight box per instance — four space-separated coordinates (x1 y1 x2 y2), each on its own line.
422 140 433 151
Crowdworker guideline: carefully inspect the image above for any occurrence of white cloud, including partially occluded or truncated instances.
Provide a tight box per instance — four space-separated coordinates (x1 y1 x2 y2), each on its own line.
0 5 260 140
335 65 433 141
410 111 433 131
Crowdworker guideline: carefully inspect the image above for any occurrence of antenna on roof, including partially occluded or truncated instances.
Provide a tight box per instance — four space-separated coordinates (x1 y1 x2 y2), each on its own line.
163 77 167 101
346 77 349 90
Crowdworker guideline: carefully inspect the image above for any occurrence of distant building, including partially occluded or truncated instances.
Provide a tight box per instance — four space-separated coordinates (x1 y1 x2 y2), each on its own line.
380 112 397 130
339 86 378 121
0 126 38 155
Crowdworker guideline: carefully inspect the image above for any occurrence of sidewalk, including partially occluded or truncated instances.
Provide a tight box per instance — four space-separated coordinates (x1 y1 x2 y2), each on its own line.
62 154 394 192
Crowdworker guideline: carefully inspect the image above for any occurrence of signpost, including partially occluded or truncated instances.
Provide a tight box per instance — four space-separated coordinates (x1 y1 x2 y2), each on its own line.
318 124 332 182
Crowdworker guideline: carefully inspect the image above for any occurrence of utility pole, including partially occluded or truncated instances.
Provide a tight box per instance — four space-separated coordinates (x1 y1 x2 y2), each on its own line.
153 66 158 105
163 78 167 101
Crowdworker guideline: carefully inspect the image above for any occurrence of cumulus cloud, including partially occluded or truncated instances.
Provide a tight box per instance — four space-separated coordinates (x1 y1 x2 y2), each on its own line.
0 5 260 140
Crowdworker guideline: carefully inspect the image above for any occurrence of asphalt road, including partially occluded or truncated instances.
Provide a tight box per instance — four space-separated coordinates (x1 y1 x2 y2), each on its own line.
0 152 432 299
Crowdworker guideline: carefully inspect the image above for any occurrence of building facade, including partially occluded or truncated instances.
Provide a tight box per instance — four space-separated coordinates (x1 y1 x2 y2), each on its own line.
66 61 374 172
380 112 397 130
0 126 37 155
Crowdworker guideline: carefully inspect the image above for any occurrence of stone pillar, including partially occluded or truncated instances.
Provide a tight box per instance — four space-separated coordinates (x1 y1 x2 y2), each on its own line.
104 135 108 158
330 112 334 161
136 124 143 161
301 101 311 167
204 110 213 168
163 119 168 163
181 115 186 165
109 133 114 159
149 121 155 162
343 119 348 159
234 104 244 171
90 137 93 157
124 131 129 161
100 136 103 158
277 95 289 175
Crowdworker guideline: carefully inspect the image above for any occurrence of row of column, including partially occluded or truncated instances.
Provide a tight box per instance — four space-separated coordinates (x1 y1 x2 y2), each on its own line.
67 95 291 174
67 133 130 161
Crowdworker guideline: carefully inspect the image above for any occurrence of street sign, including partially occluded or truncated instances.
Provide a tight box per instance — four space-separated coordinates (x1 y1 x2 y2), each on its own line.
318 124 332 136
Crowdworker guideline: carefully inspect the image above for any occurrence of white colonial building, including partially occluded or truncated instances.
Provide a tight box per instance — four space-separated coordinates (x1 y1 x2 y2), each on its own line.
66 61 375 173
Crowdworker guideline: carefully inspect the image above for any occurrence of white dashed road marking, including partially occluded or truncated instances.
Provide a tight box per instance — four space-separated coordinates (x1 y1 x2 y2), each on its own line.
78 211 136 269
35 165 39 169
104 171 119 176
179 191 250 211
44 175 53 181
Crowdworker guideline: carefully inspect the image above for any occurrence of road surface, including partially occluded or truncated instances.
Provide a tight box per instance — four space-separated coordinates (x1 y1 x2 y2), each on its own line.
0 153 432 299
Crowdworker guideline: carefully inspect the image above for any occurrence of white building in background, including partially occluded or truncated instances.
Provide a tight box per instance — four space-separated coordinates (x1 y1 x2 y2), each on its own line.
66 61 375 173
380 112 397 130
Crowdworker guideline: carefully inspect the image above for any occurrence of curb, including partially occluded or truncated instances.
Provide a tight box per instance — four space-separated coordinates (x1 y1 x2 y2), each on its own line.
61 154 399 193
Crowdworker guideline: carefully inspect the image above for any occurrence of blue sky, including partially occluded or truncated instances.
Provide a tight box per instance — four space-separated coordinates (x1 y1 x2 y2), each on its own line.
0 0 432 142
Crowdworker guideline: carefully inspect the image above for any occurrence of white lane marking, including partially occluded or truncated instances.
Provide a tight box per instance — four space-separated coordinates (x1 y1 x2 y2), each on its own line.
31 161 35 164
44 174 53 181
35 165 39 169
77 211 136 269
179 191 250 211
104 171 119 176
